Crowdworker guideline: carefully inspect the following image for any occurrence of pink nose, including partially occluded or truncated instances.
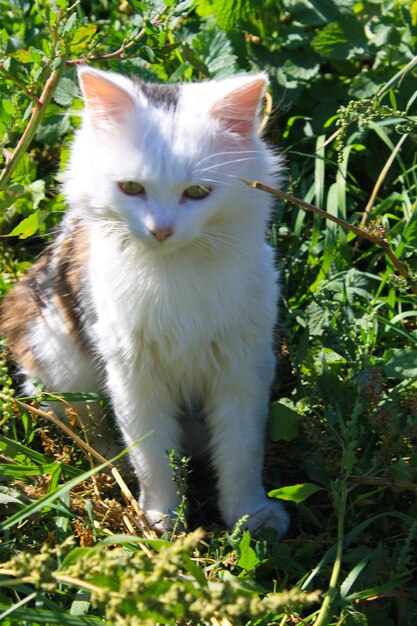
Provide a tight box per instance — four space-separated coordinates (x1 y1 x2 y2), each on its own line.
148 227 174 242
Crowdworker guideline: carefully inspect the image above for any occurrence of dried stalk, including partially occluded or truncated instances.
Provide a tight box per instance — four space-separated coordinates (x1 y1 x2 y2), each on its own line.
237 177 417 297
0 391 155 538
359 133 408 228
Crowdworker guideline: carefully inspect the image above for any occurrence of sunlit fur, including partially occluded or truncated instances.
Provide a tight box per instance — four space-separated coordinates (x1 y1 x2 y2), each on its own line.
8 67 289 534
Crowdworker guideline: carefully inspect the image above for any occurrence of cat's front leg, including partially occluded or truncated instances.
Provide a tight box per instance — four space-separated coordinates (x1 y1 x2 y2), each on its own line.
206 364 289 537
105 361 182 531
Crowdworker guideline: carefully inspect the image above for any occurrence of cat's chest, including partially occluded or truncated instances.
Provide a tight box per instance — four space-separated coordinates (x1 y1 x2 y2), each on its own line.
86 232 249 358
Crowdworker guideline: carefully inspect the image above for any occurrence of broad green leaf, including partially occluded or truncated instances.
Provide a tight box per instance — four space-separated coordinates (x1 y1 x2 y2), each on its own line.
0 99 15 123
268 402 304 442
37 110 71 143
312 19 367 60
6 213 40 239
192 28 236 78
11 47 43 64
268 483 323 503
70 24 97 53
384 348 417 379
54 77 79 106
197 0 252 31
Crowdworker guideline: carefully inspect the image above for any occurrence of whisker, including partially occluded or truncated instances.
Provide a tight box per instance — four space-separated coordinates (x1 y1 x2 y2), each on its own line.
200 178 237 188
195 150 263 168
195 155 263 174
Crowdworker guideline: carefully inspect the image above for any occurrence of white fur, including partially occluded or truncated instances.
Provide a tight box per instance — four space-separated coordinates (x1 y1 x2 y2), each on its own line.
29 68 289 534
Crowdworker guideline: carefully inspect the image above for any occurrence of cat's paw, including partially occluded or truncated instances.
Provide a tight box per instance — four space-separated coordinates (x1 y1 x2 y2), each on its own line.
144 509 184 534
245 501 289 537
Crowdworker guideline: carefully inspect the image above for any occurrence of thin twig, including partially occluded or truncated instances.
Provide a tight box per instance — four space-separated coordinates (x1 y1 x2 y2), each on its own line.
54 573 105 594
360 134 408 228
348 475 416 492
237 177 417 297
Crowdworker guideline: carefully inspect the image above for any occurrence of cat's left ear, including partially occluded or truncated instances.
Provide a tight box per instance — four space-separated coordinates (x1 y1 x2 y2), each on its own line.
78 66 135 130
210 74 268 136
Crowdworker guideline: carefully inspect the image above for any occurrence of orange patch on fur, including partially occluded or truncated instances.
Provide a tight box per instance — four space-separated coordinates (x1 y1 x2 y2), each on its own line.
0 222 90 373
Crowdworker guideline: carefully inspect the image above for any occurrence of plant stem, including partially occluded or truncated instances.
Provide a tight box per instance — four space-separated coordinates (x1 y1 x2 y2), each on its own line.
376 54 417 100
0 59 67 192
313 483 347 626
238 177 417 297
359 133 408 227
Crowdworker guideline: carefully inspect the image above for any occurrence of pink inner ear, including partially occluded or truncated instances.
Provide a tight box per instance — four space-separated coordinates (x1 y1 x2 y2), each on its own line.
210 78 266 135
79 72 134 125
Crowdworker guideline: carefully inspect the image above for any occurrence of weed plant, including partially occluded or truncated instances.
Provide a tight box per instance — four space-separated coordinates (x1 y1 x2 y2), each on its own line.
1 1 417 624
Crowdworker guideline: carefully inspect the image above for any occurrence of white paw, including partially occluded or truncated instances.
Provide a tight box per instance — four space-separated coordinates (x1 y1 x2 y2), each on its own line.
144 509 184 534
144 508 174 531
245 500 289 537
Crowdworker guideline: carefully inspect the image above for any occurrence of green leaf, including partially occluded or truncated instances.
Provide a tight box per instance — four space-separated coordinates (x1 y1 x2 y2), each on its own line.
412 0 417 26
11 47 43 64
340 553 372 599
37 113 71 143
6 213 41 239
192 28 236 78
197 0 252 31
238 531 260 571
384 348 417 379
54 77 79 106
0 461 61 477
0 606 105 625
70 24 97 53
312 19 367 60
29 181 46 210
181 44 209 76
268 483 323 503
268 402 304 442
0 98 15 123
308 0 357 20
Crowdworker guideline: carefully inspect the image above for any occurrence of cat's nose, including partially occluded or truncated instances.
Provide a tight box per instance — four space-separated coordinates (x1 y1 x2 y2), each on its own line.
148 227 174 242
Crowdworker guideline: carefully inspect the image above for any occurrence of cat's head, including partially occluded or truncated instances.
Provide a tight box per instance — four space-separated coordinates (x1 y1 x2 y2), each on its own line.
64 66 280 254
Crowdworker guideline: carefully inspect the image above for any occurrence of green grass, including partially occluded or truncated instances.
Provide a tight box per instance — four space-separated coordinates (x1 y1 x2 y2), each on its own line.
1 1 417 624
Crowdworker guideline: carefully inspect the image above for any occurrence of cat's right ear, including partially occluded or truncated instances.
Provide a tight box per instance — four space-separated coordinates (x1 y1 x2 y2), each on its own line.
77 66 135 131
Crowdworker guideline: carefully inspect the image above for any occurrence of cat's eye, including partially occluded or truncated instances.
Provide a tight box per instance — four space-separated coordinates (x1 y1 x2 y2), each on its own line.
183 185 211 200
118 181 145 196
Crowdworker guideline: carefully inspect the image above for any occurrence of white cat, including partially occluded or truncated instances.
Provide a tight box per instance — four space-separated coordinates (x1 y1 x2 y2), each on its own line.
1 67 289 535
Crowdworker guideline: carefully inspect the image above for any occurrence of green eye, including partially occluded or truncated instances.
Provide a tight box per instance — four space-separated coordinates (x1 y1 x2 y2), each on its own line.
183 185 211 200
119 181 145 195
